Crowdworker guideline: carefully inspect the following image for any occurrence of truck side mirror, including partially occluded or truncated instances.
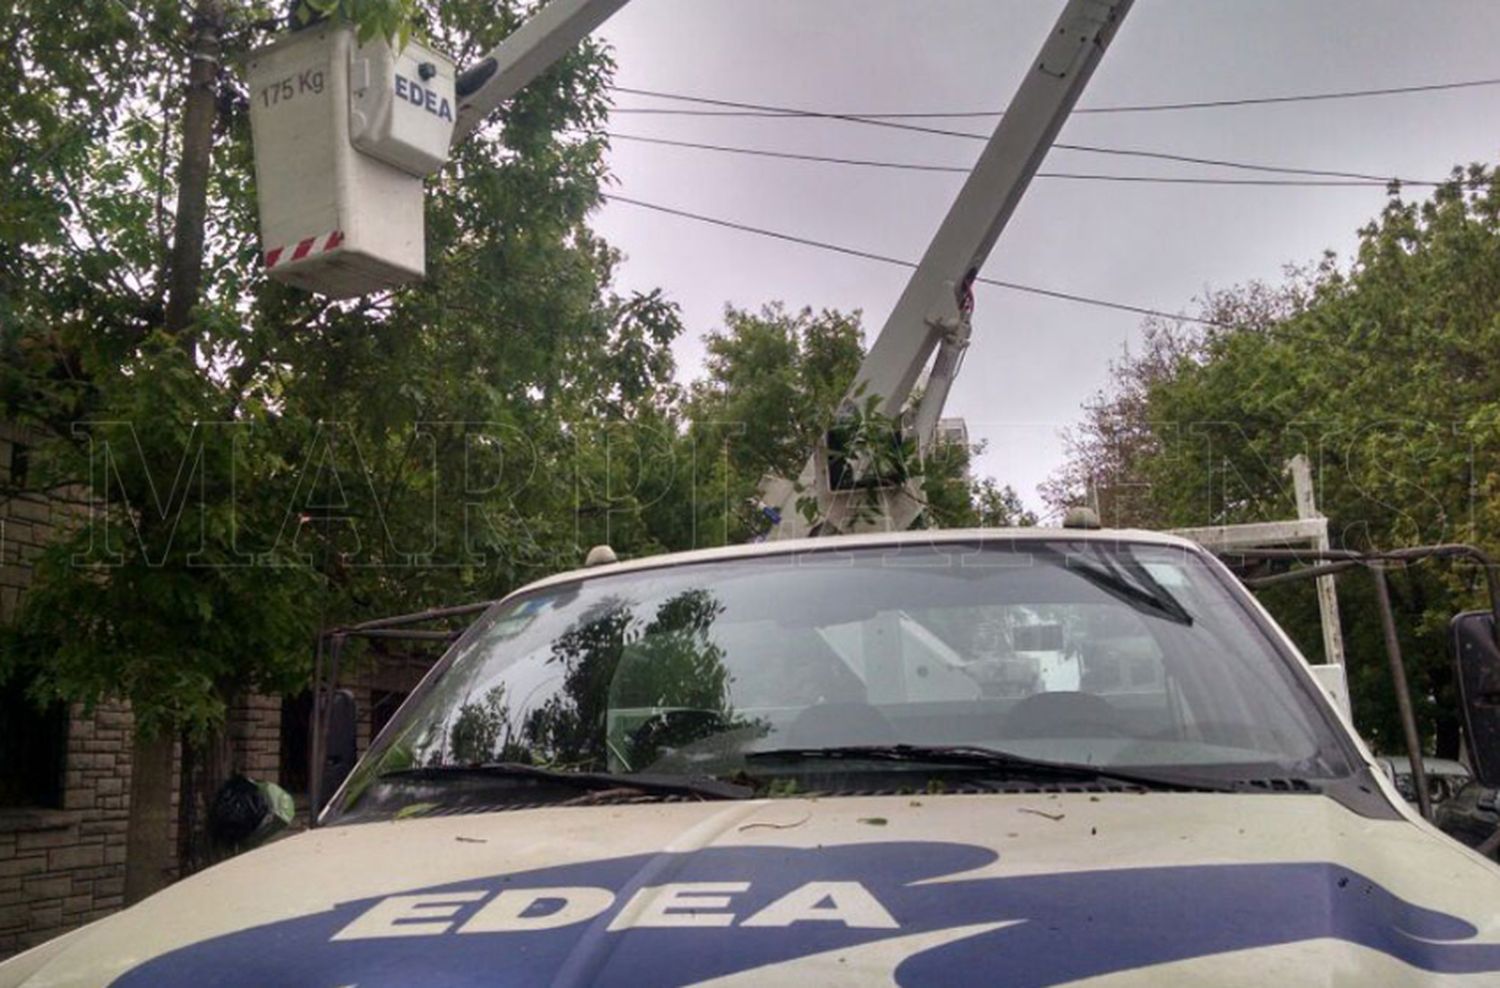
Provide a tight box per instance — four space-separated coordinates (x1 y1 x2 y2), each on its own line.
1452 611 1500 787
318 689 359 811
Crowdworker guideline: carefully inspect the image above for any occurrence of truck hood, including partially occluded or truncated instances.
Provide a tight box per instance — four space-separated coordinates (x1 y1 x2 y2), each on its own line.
6 792 1500 987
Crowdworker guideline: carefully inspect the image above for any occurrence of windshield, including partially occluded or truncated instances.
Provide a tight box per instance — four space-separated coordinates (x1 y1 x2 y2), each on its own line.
330 539 1351 820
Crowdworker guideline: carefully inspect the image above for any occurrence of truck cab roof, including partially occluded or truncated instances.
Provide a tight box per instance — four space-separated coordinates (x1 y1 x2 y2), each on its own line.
520 527 1201 598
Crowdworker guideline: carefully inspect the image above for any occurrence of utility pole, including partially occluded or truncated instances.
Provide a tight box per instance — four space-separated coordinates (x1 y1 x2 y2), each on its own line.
163 0 226 337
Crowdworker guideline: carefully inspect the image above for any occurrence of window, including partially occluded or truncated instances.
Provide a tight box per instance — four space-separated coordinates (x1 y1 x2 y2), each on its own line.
369 690 409 743
279 692 312 795
0 675 67 809
7 442 28 486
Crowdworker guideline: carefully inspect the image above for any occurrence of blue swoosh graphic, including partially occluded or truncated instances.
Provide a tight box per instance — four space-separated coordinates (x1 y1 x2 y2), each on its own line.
112 841 1500 987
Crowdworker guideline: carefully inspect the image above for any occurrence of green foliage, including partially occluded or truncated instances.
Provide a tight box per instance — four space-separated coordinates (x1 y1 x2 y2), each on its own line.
0 0 683 739
970 478 1039 528
297 0 421 45
800 388 919 530
0 0 1022 749
1048 164 1500 756
685 304 865 519
682 304 1001 538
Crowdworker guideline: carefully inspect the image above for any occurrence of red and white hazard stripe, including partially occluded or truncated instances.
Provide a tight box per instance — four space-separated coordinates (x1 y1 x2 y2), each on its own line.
263 230 344 270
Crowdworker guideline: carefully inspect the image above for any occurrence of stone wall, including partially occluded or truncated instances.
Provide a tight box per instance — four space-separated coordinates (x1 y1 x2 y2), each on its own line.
0 424 438 960
0 427 52 623
0 425 147 957
229 693 284 785
0 426 147 956
0 702 146 957
0 688 289 959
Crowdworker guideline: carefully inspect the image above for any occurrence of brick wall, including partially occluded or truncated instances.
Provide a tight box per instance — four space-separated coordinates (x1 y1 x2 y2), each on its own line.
229 693 284 785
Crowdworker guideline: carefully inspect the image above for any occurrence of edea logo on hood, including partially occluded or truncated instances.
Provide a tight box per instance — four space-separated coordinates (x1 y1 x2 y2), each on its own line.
113 841 1500 987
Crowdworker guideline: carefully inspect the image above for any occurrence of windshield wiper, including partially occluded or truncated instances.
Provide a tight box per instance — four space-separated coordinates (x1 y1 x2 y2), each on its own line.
381 762 753 801
1062 552 1193 626
746 744 1241 793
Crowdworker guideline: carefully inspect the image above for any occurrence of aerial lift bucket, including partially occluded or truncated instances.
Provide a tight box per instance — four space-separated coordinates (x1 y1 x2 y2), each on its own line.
245 24 455 298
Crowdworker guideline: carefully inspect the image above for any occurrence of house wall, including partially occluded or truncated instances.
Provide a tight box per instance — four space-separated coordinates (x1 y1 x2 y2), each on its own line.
0 425 164 956
228 693 285 785
0 424 440 960
0 702 152 957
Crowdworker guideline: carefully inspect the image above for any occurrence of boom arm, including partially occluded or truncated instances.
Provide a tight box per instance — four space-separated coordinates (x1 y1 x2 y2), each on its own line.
760 0 1134 539
445 0 1130 541
451 0 632 146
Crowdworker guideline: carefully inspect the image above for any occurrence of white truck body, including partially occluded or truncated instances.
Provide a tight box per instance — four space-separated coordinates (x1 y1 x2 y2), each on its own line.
4 529 1498 987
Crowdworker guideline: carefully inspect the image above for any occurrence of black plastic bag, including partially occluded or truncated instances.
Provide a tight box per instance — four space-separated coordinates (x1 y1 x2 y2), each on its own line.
209 774 270 845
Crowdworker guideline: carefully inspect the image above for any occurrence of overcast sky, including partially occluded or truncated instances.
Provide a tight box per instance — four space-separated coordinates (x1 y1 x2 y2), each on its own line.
580 0 1500 518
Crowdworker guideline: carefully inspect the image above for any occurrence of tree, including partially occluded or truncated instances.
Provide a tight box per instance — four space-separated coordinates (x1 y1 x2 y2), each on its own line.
971 478 1039 528
685 304 864 529
0 0 1029 892
1046 165 1500 755
680 303 1008 539
0 0 680 885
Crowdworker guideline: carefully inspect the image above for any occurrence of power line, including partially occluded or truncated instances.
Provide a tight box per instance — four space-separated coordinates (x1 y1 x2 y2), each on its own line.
610 76 1500 119
609 88 1428 183
601 192 1230 327
614 85 993 140
600 193 1354 351
1079 76 1500 114
597 131 1440 187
